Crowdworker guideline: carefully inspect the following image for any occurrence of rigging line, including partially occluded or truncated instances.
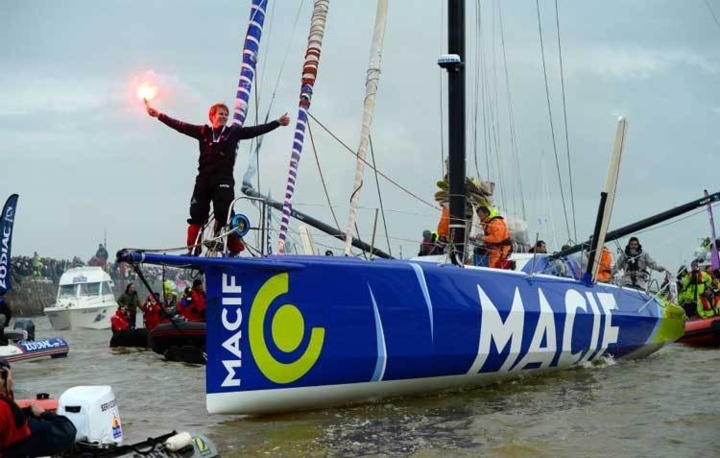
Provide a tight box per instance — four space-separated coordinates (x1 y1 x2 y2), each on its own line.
257 0 277 96
554 0 577 243
489 0 507 213
476 1 492 180
307 112 439 209
369 135 393 257
307 119 342 230
439 0 446 172
535 0 572 242
497 0 526 220
243 0 307 188
704 0 720 32
472 0 481 180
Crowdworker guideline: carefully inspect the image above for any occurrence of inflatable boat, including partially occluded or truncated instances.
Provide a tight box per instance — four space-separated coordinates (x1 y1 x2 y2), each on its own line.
16 385 219 457
0 319 70 363
677 315 720 346
109 329 149 348
147 320 205 364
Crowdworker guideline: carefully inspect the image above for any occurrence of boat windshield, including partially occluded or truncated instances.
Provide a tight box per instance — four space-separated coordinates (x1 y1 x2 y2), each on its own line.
100 281 114 296
79 282 102 297
57 284 77 299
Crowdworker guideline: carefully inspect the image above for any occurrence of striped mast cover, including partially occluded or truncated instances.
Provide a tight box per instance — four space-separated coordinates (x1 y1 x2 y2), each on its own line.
343 0 388 256
233 0 268 128
277 0 331 253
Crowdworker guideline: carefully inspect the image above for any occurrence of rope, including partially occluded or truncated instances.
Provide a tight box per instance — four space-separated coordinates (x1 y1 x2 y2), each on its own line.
554 0 577 242
535 0 571 242
308 119 341 230
498 0 526 221
307 112 438 210
369 135 392 257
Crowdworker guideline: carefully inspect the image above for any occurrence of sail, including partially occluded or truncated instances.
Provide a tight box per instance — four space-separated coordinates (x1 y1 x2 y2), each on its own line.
342 0 388 256
232 0 269 128
0 194 19 295
277 0 331 253
588 118 627 282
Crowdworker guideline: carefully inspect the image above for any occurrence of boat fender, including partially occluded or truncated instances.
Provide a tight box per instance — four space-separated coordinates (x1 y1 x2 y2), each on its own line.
230 213 251 237
165 431 193 451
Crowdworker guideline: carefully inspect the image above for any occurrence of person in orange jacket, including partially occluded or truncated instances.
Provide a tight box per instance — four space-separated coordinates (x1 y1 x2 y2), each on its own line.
596 246 613 282
472 206 512 269
436 205 450 241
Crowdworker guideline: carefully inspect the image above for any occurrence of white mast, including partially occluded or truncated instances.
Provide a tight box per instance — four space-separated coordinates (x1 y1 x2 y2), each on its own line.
342 0 389 256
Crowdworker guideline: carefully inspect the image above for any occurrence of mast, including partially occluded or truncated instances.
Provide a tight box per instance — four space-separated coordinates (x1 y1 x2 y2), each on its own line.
277 0 331 253
343 0 388 256
442 0 467 261
232 0 268 128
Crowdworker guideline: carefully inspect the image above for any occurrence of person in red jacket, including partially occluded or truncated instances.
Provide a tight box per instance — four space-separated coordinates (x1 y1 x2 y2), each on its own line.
0 361 31 451
186 279 207 323
110 305 130 334
140 293 162 332
1 360 76 456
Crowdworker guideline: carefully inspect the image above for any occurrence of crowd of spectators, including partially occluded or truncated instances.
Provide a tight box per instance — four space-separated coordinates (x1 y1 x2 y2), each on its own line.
10 254 178 288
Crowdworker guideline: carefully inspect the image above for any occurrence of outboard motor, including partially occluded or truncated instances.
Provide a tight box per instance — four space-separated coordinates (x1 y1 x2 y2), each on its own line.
58 385 123 445
13 319 35 341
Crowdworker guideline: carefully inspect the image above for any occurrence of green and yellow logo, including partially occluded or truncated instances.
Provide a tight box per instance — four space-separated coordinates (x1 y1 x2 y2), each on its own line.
249 273 325 384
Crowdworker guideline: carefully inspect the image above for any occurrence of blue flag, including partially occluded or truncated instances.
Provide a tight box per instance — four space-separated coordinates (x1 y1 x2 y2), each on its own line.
0 194 19 295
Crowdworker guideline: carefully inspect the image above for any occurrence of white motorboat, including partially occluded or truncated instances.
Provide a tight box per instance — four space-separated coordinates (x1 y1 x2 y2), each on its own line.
44 267 117 330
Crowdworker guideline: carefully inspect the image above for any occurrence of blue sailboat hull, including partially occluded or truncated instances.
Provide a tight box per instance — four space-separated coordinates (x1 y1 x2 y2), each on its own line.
117 252 684 415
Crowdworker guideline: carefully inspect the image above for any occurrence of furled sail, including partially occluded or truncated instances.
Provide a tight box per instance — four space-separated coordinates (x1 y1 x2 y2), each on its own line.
277 0 331 253
233 0 269 128
342 0 388 256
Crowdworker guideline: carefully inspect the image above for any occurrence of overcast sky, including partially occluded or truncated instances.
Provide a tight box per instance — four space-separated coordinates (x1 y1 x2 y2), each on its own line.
2 0 719 271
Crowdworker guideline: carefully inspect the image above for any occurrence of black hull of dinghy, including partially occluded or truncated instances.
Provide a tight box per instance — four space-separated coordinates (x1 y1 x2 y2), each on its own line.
109 329 149 348
71 432 219 457
147 320 206 355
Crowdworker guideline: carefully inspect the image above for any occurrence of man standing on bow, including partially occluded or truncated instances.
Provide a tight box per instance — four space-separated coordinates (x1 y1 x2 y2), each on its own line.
147 103 290 256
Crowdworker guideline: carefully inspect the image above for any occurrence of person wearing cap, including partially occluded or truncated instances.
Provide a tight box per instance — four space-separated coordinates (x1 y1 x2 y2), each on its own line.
612 236 666 289
679 260 715 319
418 230 444 256
471 206 512 269
0 360 76 455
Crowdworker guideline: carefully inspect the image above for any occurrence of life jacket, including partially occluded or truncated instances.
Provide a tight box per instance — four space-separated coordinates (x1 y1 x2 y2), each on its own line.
597 247 613 282
483 209 512 251
110 310 130 333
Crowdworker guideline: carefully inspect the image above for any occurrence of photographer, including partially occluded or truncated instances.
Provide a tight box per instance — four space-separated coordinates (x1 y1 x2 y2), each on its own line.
0 360 76 457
